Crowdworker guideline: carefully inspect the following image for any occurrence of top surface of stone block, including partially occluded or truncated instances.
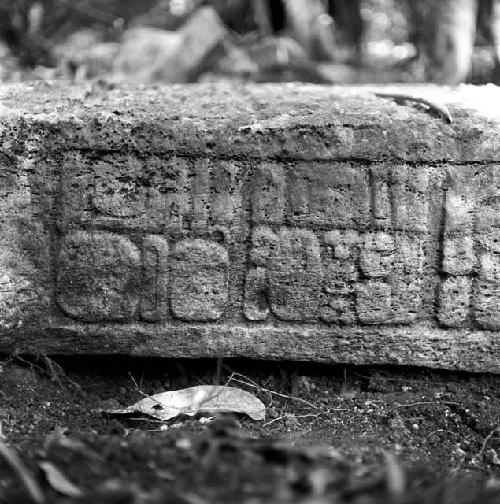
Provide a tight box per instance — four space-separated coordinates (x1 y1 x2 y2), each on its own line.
0 81 498 162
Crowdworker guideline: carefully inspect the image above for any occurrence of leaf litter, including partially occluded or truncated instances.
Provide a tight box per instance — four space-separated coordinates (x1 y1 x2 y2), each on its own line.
104 385 266 422
4 357 500 503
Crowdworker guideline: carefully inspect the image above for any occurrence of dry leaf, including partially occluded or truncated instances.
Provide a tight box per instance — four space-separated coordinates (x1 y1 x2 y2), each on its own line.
106 385 266 421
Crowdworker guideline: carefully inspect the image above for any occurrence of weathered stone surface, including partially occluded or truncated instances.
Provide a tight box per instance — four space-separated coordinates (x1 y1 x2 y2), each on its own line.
0 81 500 371
170 239 229 321
56 231 141 322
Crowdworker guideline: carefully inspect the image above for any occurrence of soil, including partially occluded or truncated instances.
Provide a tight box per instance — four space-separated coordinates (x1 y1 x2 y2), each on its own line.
1 355 500 503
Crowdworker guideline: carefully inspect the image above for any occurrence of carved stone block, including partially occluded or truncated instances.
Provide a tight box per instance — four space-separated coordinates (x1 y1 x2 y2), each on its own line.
251 163 286 224
170 239 229 321
56 231 141 321
1 82 500 372
474 280 500 330
443 236 474 275
444 166 478 234
267 228 322 321
371 165 391 228
140 235 169 321
243 267 269 321
320 230 359 324
288 163 370 228
438 276 471 327
360 232 394 278
356 281 392 324
391 166 429 232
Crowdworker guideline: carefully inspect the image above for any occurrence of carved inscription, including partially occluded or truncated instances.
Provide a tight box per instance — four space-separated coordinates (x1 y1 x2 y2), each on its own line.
251 163 286 224
140 235 169 322
438 165 500 329
438 166 500 330
170 239 229 321
57 155 238 323
474 169 500 329
244 227 322 321
287 163 370 228
59 154 500 330
56 231 141 321
321 230 359 324
59 155 242 235
244 163 426 325
438 167 475 326
57 233 229 323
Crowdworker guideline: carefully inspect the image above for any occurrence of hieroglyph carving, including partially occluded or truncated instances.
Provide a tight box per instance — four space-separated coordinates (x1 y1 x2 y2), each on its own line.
56 155 500 329
438 165 500 329
244 163 427 325
56 155 236 322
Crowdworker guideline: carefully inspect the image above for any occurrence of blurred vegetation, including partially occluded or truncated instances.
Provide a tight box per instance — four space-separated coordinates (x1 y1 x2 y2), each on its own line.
0 0 497 84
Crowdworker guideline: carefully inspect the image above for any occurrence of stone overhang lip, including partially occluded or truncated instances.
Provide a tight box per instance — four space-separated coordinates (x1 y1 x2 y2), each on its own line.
0 82 497 163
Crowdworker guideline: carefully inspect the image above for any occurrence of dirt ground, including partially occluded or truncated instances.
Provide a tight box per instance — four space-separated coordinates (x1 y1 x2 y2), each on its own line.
1 355 500 503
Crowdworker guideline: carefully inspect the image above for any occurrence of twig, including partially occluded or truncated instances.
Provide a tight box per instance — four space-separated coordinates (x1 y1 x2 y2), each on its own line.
263 415 288 428
13 354 51 383
225 371 261 389
39 354 82 390
394 401 459 409
14 354 81 390
227 372 323 411
425 429 459 440
126 417 169 424
480 427 500 457
0 440 45 504
263 413 323 428
129 373 165 408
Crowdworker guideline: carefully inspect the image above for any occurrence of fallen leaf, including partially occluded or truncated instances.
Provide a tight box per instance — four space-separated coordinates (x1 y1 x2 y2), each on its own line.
39 461 83 498
105 385 266 421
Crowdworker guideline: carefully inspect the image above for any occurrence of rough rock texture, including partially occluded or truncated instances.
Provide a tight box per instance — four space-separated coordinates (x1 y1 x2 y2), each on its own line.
0 81 499 371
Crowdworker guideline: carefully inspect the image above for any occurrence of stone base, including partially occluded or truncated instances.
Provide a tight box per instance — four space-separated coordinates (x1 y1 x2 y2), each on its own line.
1 323 499 373
0 82 499 371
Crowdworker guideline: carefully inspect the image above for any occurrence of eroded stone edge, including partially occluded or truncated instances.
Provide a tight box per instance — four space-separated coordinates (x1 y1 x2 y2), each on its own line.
1 323 498 373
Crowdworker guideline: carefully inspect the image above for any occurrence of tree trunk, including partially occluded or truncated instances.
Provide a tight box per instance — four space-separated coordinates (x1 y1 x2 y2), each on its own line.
428 0 478 84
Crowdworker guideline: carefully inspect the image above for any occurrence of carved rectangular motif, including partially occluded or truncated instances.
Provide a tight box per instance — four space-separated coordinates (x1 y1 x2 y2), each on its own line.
59 155 500 332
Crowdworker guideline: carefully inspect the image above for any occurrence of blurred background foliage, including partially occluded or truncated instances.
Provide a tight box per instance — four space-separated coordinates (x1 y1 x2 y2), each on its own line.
0 0 497 84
